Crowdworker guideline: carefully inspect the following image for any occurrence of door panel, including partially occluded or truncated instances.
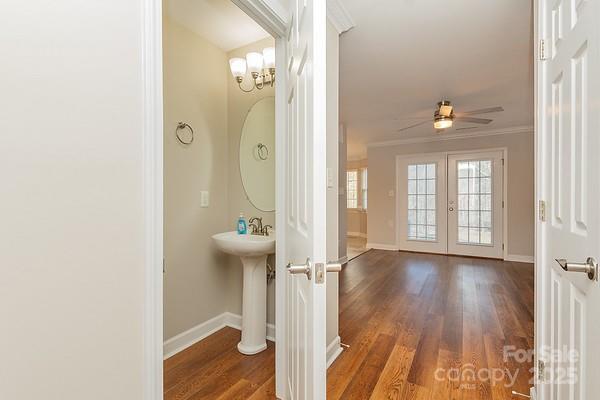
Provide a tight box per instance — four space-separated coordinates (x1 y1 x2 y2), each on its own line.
285 0 327 398
538 0 599 398
447 151 503 258
397 154 448 254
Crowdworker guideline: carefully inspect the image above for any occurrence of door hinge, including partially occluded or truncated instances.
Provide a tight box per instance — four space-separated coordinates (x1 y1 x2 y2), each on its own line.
502 243 505 250
539 39 548 60
163 258 166 274
538 200 546 222
538 359 546 382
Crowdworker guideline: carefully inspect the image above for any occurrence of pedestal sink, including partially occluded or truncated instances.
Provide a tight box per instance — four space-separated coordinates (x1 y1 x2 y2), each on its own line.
212 231 275 355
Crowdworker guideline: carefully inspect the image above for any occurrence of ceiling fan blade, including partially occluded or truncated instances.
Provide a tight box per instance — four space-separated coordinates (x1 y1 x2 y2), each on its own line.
454 126 478 131
455 116 492 124
397 120 430 132
457 106 504 116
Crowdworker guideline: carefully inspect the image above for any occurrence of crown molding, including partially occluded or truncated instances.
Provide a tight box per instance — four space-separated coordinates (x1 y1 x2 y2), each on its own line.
367 125 534 148
327 0 355 34
231 0 288 38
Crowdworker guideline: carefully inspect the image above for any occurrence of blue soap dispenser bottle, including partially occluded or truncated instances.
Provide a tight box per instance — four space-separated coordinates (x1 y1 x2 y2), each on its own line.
237 213 247 234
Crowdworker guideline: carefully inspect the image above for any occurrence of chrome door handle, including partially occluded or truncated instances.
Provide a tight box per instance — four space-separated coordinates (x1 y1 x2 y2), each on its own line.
314 261 342 284
555 257 598 281
287 258 312 280
448 207 454 211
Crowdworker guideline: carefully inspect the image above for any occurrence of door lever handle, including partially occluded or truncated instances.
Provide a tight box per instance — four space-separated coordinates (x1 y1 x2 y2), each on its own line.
287 258 312 280
555 257 598 281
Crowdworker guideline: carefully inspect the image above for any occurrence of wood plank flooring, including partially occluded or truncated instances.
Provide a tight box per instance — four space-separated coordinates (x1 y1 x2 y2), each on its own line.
164 250 534 399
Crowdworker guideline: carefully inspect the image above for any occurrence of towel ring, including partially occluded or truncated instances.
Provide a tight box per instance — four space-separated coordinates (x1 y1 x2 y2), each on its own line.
257 143 269 160
176 122 194 145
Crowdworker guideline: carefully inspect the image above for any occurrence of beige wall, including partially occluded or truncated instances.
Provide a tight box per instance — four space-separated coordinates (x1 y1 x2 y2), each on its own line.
225 37 277 324
367 132 535 258
0 1 145 398
338 125 348 258
163 17 231 340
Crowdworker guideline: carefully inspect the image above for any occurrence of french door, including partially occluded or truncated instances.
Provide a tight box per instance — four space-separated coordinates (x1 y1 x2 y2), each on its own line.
447 151 504 258
397 150 504 258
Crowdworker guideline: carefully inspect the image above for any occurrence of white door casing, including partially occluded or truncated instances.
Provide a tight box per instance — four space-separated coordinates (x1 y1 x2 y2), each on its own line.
447 151 504 259
537 0 600 399
285 0 328 398
396 153 448 254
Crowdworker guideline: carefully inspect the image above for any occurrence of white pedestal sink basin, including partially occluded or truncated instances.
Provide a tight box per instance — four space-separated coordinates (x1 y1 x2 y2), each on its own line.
212 231 275 355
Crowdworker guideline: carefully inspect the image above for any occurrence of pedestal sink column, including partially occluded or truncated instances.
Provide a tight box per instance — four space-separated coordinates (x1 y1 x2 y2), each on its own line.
237 255 267 355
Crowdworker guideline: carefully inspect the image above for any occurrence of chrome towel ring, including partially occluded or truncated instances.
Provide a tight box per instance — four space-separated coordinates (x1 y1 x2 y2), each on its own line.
175 122 194 145
256 143 269 160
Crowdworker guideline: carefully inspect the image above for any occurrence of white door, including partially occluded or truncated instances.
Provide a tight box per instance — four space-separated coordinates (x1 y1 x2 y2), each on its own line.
396 154 448 254
447 151 504 258
538 0 600 399
284 0 328 398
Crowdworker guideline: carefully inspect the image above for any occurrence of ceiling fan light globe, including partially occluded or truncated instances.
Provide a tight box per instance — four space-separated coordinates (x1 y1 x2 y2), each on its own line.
434 118 453 130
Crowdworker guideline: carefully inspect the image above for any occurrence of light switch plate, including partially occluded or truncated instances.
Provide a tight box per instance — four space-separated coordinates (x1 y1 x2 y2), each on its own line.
200 191 209 207
388 190 395 197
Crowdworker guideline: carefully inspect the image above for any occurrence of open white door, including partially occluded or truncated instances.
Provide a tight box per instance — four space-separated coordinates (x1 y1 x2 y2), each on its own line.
538 0 600 399
284 0 328 398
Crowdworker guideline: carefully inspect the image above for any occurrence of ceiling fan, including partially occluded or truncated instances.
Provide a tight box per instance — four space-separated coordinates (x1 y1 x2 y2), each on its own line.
397 100 504 133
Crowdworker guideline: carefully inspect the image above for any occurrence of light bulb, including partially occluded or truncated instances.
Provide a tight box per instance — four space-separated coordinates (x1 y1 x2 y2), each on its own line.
263 47 275 69
229 58 246 79
246 52 264 75
434 117 453 130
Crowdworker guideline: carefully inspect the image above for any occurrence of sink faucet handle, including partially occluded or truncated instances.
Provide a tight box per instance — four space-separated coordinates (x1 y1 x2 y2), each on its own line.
262 225 273 236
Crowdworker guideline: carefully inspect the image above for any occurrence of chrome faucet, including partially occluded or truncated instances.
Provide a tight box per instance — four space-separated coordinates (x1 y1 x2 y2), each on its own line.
249 217 272 236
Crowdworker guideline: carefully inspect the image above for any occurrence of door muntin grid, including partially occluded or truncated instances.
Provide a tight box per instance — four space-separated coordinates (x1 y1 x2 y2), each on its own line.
407 163 437 241
456 159 493 245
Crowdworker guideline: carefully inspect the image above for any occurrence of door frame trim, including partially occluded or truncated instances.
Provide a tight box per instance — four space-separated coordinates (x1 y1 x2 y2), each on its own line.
141 1 289 399
394 147 508 260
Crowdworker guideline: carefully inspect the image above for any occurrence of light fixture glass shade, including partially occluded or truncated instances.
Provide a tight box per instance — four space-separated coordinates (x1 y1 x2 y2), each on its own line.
263 47 275 68
434 118 453 130
246 52 264 74
229 58 246 78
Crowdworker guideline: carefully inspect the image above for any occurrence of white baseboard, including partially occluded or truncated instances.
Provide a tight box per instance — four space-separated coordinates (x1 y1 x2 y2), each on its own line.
326 336 343 368
347 232 367 238
163 312 275 360
366 242 399 251
505 254 534 263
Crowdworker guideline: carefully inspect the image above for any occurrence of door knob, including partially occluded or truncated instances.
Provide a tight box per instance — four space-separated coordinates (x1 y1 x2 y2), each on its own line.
555 257 598 281
314 261 343 283
287 258 312 280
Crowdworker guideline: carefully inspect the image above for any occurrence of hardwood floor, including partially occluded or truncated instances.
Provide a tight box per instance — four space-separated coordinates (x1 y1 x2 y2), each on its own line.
164 250 534 399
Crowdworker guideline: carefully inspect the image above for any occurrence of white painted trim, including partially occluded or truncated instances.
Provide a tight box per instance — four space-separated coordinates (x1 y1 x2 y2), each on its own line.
366 242 399 251
505 254 535 263
231 0 288 37
326 0 355 34
367 125 534 148
347 231 367 238
163 312 276 360
326 336 343 368
142 0 164 398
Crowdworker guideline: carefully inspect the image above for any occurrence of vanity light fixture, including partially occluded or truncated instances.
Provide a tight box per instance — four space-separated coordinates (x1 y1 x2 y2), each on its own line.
229 47 276 93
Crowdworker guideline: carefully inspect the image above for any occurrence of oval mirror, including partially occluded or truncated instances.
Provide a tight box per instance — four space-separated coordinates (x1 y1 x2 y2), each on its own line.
240 97 275 212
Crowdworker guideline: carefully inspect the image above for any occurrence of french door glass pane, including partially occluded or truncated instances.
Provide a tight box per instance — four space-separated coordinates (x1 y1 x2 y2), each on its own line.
407 163 436 241
456 160 493 245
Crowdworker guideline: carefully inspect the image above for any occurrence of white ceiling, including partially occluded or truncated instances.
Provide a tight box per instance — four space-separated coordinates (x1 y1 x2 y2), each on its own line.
339 0 534 160
166 0 270 51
